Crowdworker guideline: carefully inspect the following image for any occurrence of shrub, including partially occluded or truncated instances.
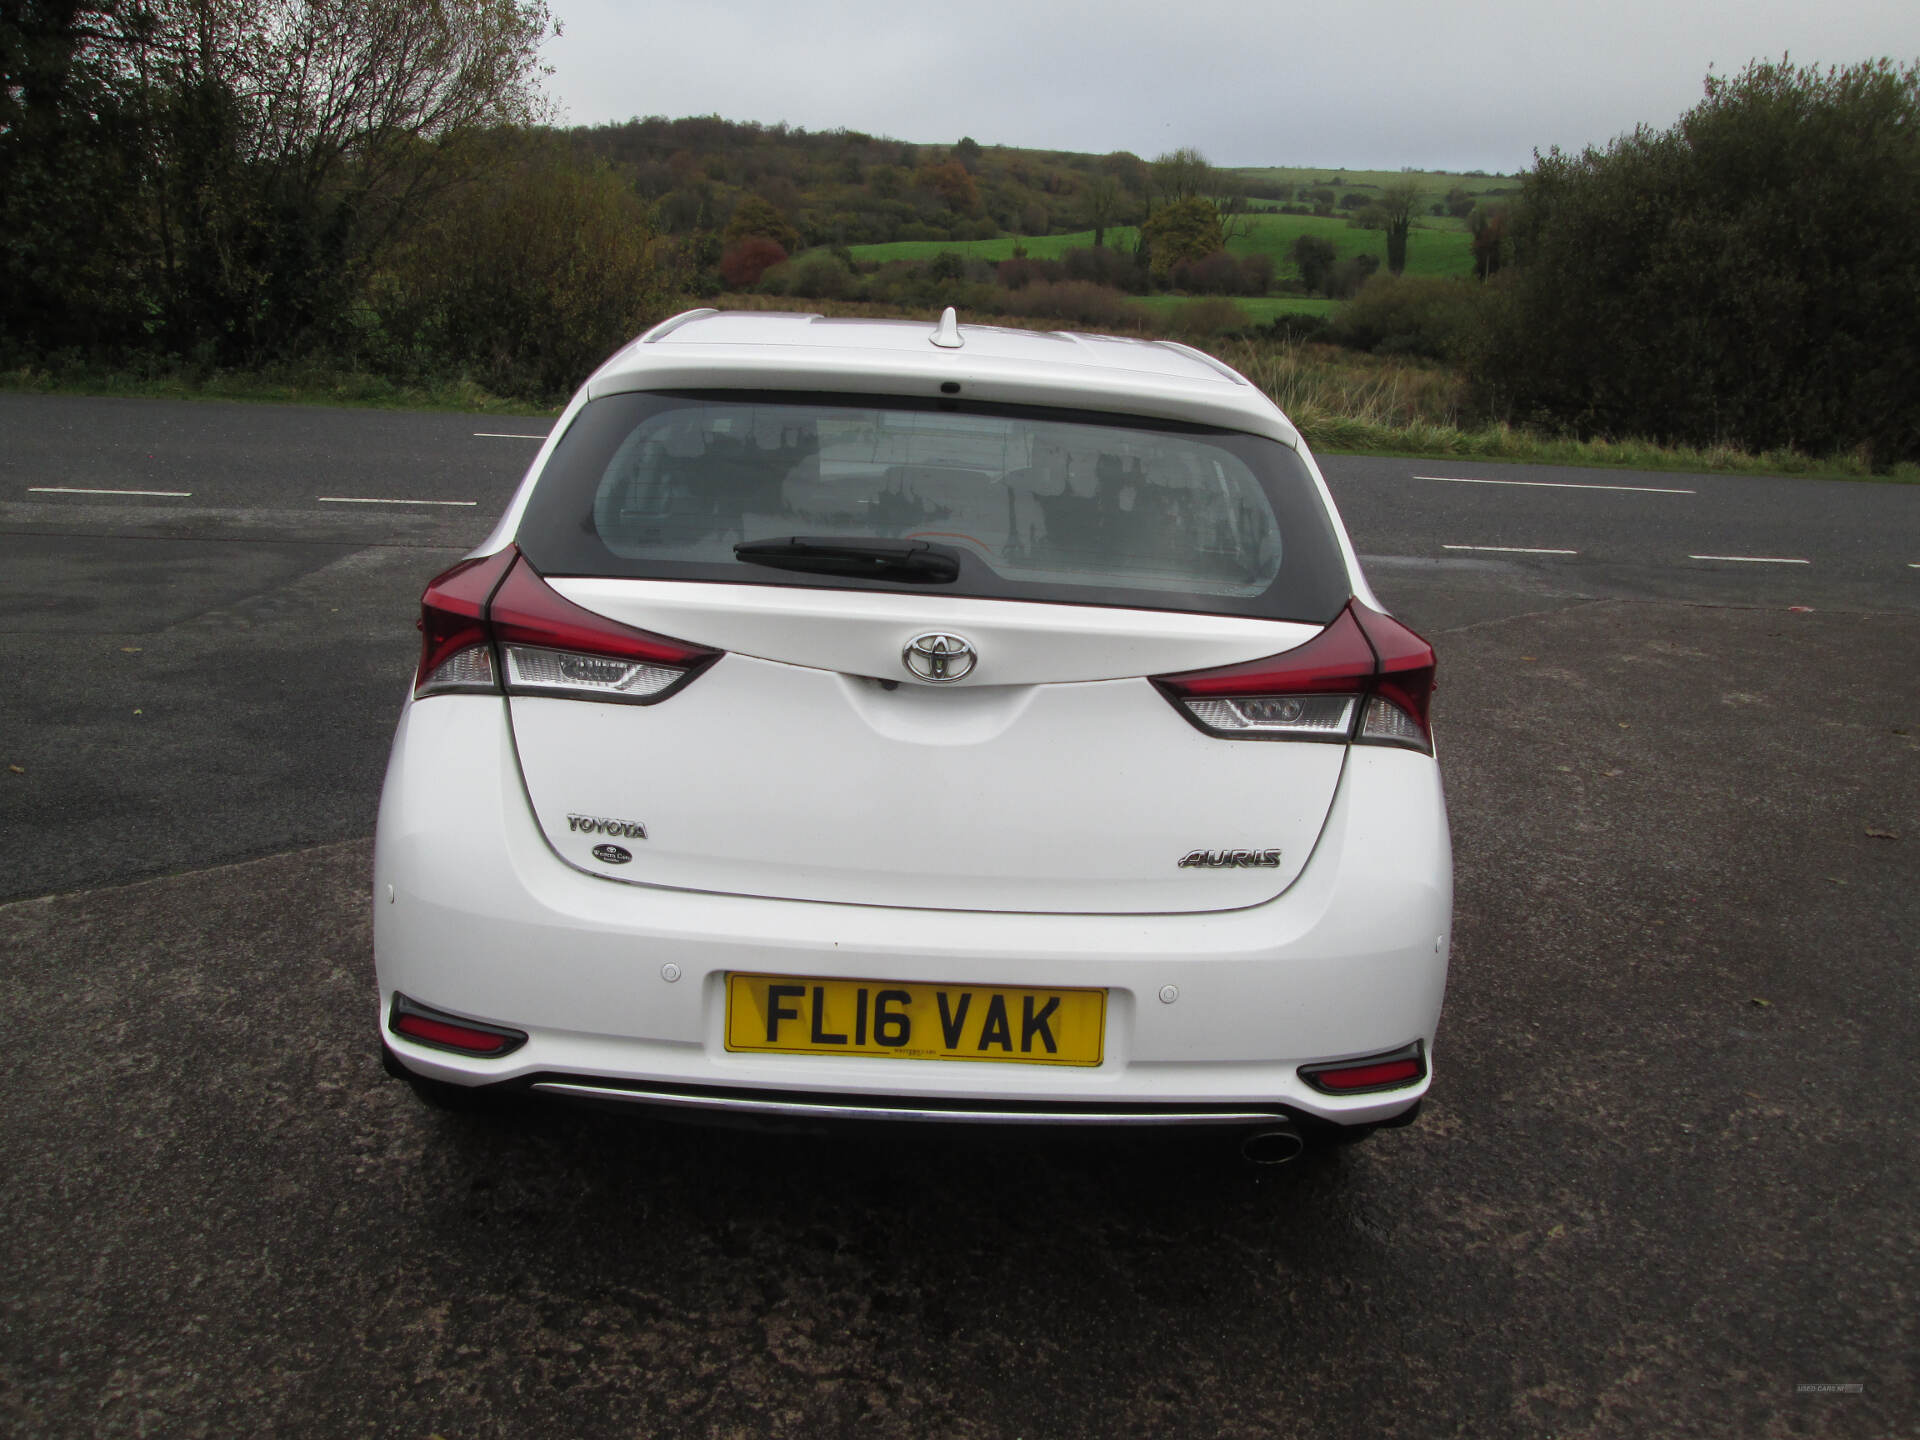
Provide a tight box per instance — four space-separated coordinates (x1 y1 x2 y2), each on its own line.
997 256 1062 290
1325 253 1379 300
1477 58 1920 460
1170 297 1247 338
719 237 788 289
762 250 855 300
1169 250 1244 295
1326 274 1485 362
1264 312 1330 344
993 281 1146 329
1059 245 1143 292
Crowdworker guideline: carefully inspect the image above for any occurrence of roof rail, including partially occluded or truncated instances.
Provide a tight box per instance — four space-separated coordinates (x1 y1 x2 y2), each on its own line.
1155 340 1250 385
640 309 720 343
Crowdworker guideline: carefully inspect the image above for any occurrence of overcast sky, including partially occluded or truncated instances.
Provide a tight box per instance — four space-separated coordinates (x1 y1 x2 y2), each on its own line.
540 1 1919 174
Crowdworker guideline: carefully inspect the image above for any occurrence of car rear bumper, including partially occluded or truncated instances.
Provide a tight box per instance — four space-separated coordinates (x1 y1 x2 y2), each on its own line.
373 697 1452 1128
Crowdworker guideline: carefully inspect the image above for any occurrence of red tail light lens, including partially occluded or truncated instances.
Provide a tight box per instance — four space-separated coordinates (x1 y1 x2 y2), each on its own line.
1300 1042 1427 1094
389 994 527 1057
489 554 718 703
1351 602 1437 746
414 548 517 696
411 546 719 703
1153 601 1435 751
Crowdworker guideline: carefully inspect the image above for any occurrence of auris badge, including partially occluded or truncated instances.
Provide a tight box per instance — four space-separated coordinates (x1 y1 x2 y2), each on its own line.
1179 849 1282 869
902 632 976 683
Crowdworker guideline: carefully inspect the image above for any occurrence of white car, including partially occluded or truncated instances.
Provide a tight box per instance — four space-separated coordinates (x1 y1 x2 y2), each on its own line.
375 308 1450 1162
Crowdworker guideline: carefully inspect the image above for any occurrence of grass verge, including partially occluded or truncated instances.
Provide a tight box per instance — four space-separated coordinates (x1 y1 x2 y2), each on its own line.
9 321 1911 483
0 361 555 416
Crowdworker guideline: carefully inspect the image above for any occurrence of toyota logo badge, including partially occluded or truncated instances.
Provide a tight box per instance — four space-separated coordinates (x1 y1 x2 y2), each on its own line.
902 632 977 682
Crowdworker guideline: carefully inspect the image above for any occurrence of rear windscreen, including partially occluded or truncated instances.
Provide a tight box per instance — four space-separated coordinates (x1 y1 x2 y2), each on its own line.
513 391 1350 621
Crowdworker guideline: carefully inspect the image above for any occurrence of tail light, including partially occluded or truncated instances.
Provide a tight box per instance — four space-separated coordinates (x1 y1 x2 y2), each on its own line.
1153 601 1436 752
1300 1042 1427 1094
413 546 719 703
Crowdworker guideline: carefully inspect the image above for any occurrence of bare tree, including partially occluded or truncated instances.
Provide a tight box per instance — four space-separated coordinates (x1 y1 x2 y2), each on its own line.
1377 178 1422 275
103 0 555 350
1081 173 1125 248
1150 146 1214 206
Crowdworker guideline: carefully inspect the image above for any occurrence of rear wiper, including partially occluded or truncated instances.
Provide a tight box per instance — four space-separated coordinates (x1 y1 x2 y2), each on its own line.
732 536 960 584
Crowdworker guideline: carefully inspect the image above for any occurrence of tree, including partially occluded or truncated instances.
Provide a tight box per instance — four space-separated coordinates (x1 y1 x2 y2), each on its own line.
1444 186 1476 218
1468 203 1508 278
1149 146 1214 206
1478 58 1920 461
723 194 801 252
1 0 556 362
1141 196 1223 283
377 142 668 398
1081 174 1126 248
913 158 980 214
1290 233 1337 295
1377 179 1422 275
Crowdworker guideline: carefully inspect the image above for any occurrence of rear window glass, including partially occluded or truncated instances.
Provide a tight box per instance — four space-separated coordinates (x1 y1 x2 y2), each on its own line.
513 391 1349 622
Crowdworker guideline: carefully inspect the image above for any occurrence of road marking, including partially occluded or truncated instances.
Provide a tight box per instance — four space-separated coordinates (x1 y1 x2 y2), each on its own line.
1687 554 1810 564
29 486 192 498
1442 544 1579 555
474 432 547 440
317 496 478 507
1413 474 1696 495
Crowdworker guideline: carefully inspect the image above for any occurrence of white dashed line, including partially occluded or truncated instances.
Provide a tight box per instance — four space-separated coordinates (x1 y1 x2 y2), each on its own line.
1442 544 1579 555
1687 554 1810 564
473 432 548 440
1413 475 1696 495
316 496 477 507
29 486 191 497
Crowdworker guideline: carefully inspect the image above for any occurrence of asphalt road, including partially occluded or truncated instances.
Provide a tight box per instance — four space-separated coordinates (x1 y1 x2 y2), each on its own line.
2 394 1915 1437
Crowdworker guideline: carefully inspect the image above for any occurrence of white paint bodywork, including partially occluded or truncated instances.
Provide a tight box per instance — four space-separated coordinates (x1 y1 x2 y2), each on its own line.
375 696 1450 1124
379 311 1445 1126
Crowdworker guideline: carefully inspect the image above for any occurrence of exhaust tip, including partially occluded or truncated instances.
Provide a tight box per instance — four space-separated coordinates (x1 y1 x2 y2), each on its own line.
1239 1128 1305 1166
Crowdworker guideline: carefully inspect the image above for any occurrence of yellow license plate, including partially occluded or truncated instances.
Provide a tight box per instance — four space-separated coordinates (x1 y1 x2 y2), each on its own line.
725 973 1106 1067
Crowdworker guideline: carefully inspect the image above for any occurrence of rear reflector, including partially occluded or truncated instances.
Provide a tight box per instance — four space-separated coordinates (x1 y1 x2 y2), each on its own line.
412 546 719 703
1153 601 1436 751
1299 1043 1427 1094
388 994 527 1057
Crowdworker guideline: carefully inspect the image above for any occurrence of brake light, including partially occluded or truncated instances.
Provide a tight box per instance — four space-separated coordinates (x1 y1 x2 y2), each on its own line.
414 548 517 696
412 546 720 703
1153 601 1435 751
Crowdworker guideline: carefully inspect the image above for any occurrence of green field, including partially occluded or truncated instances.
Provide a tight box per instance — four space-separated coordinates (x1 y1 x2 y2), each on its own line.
846 212 1474 284
1229 165 1519 194
846 229 1142 264
1227 212 1473 279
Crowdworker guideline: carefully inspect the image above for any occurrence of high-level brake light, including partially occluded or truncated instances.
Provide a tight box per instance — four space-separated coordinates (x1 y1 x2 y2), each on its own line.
1153 602 1436 752
413 546 719 703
